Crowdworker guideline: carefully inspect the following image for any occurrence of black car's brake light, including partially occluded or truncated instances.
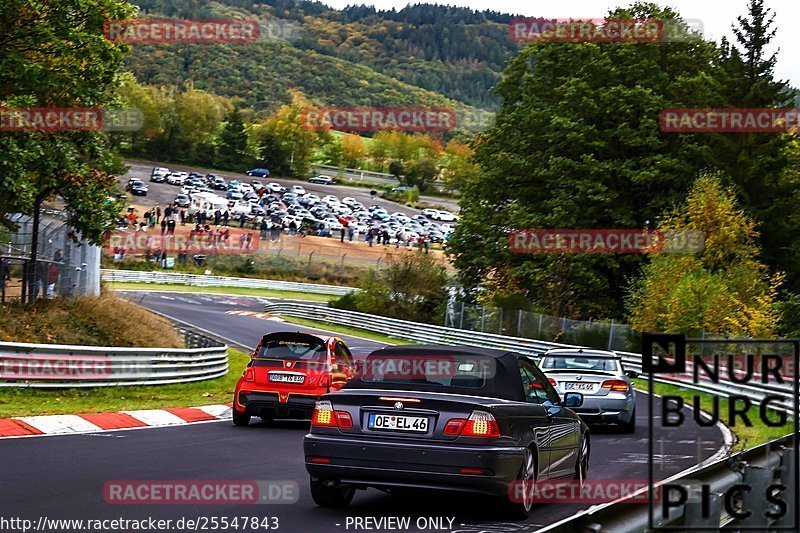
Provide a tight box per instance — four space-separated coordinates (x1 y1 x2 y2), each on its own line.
311 400 352 428
444 410 500 438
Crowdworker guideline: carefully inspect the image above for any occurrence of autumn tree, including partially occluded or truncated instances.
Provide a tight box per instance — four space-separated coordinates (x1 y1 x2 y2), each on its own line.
627 174 779 336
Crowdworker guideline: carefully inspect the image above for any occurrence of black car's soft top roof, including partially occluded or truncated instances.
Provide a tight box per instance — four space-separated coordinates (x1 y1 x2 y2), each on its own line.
345 344 527 402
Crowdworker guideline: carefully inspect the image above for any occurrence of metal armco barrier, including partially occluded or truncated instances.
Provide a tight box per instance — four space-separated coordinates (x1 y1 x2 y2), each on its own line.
262 303 796 412
0 327 228 388
538 435 797 532
101 269 357 296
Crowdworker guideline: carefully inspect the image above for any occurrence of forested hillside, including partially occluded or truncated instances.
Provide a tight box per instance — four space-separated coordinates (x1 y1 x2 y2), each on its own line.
127 0 520 113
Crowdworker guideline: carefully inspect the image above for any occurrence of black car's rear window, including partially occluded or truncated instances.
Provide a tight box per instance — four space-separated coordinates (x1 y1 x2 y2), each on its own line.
255 336 326 363
356 354 495 389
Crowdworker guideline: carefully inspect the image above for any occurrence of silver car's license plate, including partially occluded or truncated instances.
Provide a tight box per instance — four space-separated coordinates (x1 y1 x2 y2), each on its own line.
565 382 594 391
269 373 304 383
368 413 428 432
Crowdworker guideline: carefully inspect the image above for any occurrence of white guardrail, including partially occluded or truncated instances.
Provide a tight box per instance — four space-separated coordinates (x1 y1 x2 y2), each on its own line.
262 302 796 412
101 269 358 296
0 327 229 388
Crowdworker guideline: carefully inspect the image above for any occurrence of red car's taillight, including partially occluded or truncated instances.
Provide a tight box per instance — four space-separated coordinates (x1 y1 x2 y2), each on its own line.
444 410 500 438
311 400 352 428
243 368 254 382
548 378 558 387
601 379 629 392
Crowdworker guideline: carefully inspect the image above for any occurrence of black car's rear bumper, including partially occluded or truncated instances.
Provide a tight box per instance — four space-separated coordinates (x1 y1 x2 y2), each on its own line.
239 391 317 420
304 433 525 496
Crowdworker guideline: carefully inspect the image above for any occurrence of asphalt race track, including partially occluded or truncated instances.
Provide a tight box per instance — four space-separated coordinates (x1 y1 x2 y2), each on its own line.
0 292 726 533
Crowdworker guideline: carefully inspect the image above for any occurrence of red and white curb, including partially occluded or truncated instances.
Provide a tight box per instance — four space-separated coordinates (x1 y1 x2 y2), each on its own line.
0 404 232 438
225 310 284 321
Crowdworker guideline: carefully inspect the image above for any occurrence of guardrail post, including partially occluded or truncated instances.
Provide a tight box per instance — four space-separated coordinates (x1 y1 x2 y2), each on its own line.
607 319 615 350
776 448 796 528
737 465 773 529
683 487 723 528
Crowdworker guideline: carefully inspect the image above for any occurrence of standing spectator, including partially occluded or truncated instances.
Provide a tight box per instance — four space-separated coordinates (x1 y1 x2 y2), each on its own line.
164 205 173 219
382 229 389 246
417 235 424 250
161 250 168 268
144 210 152 227
260 219 269 239
47 262 59 299
246 233 253 250
340 226 346 243
53 249 63 263
0 258 10 304
34 261 48 300
375 228 381 245
160 218 167 236
239 213 247 228
113 246 121 263
127 210 136 227
155 206 162 224
223 210 230 226
180 210 186 226
239 233 246 249
367 228 374 247
289 220 297 236
423 235 430 254
167 218 176 236
120 247 126 262
352 226 359 243
348 226 354 242
214 210 222 226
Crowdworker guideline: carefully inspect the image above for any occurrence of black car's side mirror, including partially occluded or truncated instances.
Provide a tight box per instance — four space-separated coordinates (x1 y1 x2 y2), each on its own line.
625 370 639 379
563 392 584 408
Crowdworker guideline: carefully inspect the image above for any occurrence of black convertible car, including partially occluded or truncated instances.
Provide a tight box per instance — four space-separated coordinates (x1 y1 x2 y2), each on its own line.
304 345 589 518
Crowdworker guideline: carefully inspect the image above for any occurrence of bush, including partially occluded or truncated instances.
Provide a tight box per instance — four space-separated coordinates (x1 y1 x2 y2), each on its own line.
328 252 448 324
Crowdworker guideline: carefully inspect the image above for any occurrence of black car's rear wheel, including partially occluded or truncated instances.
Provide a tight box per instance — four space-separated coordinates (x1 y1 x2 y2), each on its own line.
310 479 355 508
232 408 250 426
574 434 590 483
501 447 536 519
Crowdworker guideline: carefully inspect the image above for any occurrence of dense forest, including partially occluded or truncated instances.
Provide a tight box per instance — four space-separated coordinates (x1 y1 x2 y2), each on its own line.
127 0 520 113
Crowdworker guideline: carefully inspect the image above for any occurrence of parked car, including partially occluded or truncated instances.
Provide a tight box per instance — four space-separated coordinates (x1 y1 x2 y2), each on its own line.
211 176 227 190
150 167 169 182
432 210 459 222
309 175 335 185
246 168 270 178
291 185 306 195
167 172 187 186
127 179 148 196
539 348 638 432
266 182 284 194
304 345 588 517
174 194 191 208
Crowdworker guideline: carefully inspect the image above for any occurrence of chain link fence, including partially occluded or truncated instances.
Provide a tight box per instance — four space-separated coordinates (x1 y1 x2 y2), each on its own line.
444 300 639 352
1 211 100 304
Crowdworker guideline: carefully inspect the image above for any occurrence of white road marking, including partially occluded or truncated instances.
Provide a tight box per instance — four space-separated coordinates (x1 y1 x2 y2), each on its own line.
15 415 103 435
121 409 188 426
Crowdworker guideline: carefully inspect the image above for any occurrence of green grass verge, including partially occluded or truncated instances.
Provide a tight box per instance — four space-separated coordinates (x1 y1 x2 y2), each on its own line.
632 378 791 448
105 282 338 303
0 349 251 418
278 315 415 346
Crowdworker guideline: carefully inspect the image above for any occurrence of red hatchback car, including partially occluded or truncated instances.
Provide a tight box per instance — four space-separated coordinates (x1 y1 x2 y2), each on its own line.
232 331 356 426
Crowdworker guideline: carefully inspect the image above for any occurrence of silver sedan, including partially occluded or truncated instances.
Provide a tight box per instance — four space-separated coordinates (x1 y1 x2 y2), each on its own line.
539 348 638 432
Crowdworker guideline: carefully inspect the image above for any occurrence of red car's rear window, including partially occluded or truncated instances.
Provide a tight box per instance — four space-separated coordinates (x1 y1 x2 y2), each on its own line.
255 338 327 363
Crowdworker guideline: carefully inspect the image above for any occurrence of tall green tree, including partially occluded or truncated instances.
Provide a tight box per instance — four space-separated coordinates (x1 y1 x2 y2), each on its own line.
712 0 798 287
252 94 320 177
448 3 720 317
215 107 250 170
0 0 135 302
